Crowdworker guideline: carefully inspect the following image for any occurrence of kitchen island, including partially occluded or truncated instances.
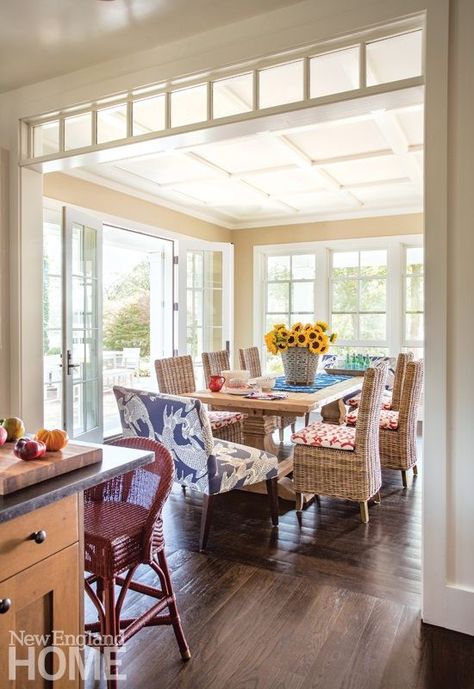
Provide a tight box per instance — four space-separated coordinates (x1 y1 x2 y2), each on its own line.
0 442 154 688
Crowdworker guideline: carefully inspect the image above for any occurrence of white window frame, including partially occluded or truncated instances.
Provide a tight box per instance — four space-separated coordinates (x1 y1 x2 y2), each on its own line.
254 234 423 365
402 243 424 350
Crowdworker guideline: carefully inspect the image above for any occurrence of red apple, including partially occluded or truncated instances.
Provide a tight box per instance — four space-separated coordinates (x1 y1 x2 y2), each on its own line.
0 426 7 446
14 437 47 461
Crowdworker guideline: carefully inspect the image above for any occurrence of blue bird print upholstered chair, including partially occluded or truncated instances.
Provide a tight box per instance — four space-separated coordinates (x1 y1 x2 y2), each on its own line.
113 386 279 550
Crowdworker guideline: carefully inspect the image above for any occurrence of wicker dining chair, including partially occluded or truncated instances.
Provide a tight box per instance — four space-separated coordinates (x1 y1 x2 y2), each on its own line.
292 365 387 522
202 349 230 385
379 359 423 487
155 354 244 444
84 437 190 688
238 346 300 440
347 352 413 411
113 387 279 550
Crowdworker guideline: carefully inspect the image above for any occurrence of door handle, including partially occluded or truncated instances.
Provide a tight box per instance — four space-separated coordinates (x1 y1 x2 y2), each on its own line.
66 349 79 375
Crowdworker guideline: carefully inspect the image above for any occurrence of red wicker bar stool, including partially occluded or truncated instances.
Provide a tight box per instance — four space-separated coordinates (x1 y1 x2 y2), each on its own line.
84 437 190 687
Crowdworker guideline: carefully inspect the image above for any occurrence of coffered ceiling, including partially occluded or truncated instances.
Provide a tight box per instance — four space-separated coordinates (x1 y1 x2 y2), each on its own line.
70 101 423 228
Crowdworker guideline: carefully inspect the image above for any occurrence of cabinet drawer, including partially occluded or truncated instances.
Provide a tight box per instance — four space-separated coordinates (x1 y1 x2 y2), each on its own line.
0 495 79 582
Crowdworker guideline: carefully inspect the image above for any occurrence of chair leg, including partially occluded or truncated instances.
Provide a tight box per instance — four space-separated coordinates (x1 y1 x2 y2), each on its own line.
181 484 186 495
199 494 216 551
295 492 304 512
401 470 408 488
413 464 418 476
359 501 369 523
156 551 191 660
266 478 279 526
304 412 310 426
374 491 381 504
291 422 296 434
279 426 284 443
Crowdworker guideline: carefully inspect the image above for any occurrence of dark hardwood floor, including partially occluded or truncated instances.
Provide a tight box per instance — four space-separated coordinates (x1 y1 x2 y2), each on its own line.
85 436 474 689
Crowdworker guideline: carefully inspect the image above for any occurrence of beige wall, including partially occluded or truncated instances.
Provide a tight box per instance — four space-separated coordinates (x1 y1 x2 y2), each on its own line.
232 213 423 352
44 173 231 243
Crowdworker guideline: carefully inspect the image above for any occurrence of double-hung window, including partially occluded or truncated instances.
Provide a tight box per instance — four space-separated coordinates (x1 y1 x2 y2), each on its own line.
330 249 388 354
403 246 424 357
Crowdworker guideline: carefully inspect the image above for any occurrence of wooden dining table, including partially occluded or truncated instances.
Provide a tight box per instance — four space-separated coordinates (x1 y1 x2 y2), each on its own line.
183 376 363 502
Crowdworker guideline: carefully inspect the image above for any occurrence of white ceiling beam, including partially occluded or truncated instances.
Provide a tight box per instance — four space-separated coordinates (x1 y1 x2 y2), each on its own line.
371 110 423 185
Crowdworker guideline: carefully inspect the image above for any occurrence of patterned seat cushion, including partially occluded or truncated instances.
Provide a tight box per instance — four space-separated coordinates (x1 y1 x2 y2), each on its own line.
346 408 399 430
210 440 278 494
291 422 356 451
347 393 392 410
208 410 245 430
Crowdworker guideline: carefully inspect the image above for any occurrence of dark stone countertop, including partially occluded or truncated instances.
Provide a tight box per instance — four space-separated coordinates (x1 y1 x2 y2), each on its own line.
0 442 154 523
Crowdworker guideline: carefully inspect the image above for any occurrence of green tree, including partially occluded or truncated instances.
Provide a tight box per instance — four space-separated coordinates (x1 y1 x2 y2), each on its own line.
103 261 151 356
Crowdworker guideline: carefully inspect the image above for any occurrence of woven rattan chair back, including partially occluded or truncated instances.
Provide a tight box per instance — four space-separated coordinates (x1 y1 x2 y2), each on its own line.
397 360 424 433
155 355 196 395
239 346 262 378
390 352 415 410
202 350 230 385
353 364 388 459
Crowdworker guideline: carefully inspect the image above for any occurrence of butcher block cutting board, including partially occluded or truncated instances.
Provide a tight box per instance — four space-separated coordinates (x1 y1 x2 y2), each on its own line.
0 442 103 495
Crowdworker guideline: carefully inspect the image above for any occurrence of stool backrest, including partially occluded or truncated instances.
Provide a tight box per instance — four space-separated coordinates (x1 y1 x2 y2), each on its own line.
397 360 424 433
155 355 196 395
113 386 215 493
202 350 230 385
239 347 262 378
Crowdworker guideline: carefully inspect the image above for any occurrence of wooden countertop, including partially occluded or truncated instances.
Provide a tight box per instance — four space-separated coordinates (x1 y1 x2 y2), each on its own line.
0 442 154 524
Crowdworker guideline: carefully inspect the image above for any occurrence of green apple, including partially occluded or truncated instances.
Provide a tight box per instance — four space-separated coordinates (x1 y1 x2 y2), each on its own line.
0 417 26 442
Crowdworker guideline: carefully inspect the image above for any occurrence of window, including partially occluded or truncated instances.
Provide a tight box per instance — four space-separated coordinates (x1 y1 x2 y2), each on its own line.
255 236 423 368
403 246 424 356
263 253 316 371
330 249 387 347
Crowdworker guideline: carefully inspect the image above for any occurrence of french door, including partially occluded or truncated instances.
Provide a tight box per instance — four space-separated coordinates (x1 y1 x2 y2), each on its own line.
177 240 233 387
63 209 103 441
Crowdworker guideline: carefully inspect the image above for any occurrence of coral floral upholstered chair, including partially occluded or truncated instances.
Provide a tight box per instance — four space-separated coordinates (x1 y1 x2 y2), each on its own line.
113 386 279 550
83 437 190 688
346 360 423 488
291 365 387 523
155 354 245 444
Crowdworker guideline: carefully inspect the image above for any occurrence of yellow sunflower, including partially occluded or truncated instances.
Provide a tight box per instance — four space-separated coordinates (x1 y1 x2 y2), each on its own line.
316 320 328 331
273 323 287 332
309 339 321 354
303 323 313 331
292 322 304 332
306 329 318 342
286 333 297 347
295 331 308 347
277 342 288 352
277 327 290 340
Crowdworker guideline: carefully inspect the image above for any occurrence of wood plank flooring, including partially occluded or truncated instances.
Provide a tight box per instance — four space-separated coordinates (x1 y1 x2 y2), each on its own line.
84 442 474 689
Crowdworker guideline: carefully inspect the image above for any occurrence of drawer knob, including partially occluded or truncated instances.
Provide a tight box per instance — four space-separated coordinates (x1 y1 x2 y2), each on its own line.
30 530 47 544
0 598 11 614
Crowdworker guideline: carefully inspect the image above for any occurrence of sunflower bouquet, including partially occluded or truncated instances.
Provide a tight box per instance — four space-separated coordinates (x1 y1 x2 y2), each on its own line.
264 321 337 356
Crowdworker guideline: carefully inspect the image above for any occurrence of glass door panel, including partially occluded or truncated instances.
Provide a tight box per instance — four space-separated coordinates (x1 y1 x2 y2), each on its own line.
65 210 103 442
179 241 233 388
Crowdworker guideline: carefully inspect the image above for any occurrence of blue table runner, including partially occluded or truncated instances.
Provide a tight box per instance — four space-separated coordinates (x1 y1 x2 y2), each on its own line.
273 373 351 393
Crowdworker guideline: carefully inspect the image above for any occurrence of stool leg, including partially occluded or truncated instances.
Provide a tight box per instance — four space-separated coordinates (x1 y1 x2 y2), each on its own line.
266 478 279 526
401 470 408 488
157 552 191 660
103 577 119 689
199 494 215 551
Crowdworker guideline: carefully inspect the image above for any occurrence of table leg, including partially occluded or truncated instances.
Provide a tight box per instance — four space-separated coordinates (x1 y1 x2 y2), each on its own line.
320 398 346 425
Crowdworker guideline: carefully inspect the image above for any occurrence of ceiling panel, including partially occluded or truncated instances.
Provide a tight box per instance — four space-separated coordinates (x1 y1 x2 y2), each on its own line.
351 181 421 206
322 154 408 186
277 190 357 212
115 152 218 185
286 118 389 160
195 136 297 173
240 168 323 195
396 109 424 146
